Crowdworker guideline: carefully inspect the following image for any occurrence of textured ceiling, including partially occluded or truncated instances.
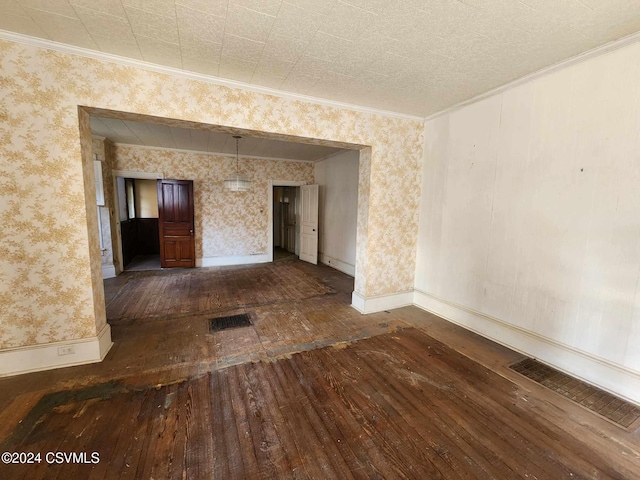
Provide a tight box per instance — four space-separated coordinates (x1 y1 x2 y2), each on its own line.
91 116 346 160
2 0 640 116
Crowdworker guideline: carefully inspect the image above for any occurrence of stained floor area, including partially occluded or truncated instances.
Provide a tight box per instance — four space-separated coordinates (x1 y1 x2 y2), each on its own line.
0 261 639 479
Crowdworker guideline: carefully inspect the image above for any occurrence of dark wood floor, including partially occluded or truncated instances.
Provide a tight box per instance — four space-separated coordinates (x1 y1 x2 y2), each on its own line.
1 260 639 479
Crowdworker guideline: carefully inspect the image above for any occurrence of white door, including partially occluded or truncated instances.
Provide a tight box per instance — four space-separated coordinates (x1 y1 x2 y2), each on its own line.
299 184 318 264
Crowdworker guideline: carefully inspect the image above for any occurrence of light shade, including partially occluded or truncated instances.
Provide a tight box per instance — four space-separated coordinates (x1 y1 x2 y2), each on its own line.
225 135 251 192
224 174 251 192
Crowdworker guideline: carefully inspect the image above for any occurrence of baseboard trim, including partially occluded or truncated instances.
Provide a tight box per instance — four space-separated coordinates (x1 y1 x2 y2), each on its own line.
413 289 640 406
351 290 414 314
319 253 355 277
102 264 116 279
197 254 270 267
0 324 113 377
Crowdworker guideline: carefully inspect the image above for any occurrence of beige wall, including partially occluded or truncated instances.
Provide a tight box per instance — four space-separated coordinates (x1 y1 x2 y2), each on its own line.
0 39 423 351
133 179 158 219
114 145 313 259
416 39 640 400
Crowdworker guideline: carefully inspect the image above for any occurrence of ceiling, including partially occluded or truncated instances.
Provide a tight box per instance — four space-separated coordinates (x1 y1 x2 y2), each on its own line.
90 115 346 160
2 1 640 117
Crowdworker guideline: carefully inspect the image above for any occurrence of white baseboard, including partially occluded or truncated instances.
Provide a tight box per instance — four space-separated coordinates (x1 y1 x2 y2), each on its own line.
413 289 640 406
102 264 116 279
0 324 113 377
351 290 414 314
197 254 270 267
319 253 355 276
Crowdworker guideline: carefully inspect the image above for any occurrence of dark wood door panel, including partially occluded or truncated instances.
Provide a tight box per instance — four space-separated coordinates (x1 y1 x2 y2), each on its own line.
158 179 195 268
164 241 177 262
161 184 175 222
136 218 159 255
163 225 192 236
176 183 191 222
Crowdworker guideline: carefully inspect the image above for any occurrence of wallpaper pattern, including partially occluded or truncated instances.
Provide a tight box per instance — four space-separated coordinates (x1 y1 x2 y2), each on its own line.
113 145 314 258
0 39 423 350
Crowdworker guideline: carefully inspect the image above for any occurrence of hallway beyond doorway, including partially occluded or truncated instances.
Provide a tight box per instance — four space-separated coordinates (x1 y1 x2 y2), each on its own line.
124 254 161 271
273 246 296 262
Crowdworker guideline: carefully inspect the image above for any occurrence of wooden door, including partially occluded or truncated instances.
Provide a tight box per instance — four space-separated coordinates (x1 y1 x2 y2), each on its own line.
299 184 318 264
157 179 195 268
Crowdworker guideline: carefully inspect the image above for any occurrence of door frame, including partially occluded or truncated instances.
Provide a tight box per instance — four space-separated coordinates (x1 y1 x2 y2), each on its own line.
267 179 306 263
111 169 163 274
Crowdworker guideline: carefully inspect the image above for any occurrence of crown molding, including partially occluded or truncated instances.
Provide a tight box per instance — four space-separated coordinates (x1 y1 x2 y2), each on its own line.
4 28 639 126
315 148 359 164
112 142 316 163
424 29 640 123
0 30 423 122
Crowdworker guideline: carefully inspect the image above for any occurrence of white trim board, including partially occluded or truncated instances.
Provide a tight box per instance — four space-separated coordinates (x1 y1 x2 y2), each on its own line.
0 30 422 122
319 253 354 277
101 264 116 279
112 170 163 179
0 324 113 377
351 290 414 314
413 289 640 406
197 254 270 268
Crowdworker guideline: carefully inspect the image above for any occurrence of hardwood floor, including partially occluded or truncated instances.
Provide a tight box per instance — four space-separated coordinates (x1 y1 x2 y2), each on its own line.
0 261 638 479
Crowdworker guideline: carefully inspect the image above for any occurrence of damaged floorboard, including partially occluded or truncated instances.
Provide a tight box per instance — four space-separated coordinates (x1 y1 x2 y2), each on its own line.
0 261 639 479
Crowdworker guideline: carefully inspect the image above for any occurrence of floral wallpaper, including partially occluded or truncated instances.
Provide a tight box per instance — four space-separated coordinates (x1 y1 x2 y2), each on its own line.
0 39 423 350
113 145 314 259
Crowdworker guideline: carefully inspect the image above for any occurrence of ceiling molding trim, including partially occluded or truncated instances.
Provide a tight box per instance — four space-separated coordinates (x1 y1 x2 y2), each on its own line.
0 30 423 122
112 170 162 179
315 148 360 164
424 29 640 123
112 142 317 163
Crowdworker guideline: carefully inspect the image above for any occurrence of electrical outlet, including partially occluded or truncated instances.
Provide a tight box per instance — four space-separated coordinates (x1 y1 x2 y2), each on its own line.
58 346 75 356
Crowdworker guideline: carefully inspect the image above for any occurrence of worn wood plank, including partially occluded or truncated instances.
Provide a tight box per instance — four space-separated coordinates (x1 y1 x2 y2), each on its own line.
2 261 639 480
309 346 491 480
392 330 624 479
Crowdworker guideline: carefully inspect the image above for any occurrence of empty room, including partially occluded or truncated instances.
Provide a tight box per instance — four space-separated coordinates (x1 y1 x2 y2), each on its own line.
1 0 640 478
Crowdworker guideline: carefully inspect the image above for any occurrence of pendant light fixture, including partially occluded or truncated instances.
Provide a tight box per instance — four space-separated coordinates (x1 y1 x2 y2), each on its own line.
224 135 251 192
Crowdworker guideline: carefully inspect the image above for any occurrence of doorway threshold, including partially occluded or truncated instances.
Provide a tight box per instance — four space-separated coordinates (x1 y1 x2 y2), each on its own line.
125 254 161 271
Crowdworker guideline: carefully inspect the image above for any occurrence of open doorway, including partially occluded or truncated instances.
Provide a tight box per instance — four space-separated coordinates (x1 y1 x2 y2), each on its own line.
87 107 366 283
273 186 298 262
115 176 160 271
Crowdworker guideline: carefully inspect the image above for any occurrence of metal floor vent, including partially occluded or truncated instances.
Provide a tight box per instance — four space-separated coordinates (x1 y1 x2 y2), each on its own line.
209 313 252 332
510 358 640 429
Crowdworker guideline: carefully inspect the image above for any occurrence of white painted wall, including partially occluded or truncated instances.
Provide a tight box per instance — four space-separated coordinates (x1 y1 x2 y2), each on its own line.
315 150 359 276
416 40 640 402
